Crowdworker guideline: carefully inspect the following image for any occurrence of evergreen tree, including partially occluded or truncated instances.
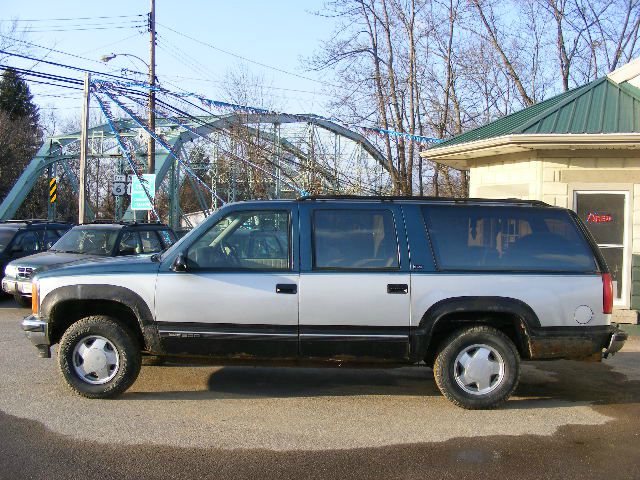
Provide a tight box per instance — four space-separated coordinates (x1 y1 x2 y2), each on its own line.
0 67 44 218
0 67 39 126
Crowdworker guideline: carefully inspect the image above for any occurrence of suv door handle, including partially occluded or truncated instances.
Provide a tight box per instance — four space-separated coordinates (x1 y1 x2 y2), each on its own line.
276 284 297 294
387 284 408 294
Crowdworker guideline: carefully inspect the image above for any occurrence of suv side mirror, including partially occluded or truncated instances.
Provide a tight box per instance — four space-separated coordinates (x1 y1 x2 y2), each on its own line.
172 253 188 272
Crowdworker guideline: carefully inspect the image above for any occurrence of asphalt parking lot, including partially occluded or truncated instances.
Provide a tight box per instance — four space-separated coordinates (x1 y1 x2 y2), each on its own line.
0 297 639 480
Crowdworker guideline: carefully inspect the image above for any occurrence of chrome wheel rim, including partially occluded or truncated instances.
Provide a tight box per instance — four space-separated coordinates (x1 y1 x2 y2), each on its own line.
454 343 505 396
72 335 120 385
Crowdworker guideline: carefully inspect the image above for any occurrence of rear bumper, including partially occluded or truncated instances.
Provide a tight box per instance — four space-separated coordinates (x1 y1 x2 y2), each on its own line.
2 276 31 296
21 315 50 358
527 324 627 360
603 328 628 358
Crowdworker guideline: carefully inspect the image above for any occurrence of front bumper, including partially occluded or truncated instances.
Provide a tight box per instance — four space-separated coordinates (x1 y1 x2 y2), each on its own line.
2 276 31 296
21 315 50 358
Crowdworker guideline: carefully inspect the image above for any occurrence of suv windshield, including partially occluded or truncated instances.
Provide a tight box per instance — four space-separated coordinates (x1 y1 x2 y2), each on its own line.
0 229 16 253
51 228 120 256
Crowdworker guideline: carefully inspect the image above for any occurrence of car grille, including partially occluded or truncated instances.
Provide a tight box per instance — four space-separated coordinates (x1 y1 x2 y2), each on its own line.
17 267 33 279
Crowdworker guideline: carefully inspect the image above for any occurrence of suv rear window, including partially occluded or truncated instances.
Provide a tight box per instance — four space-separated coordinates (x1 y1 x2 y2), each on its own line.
422 206 597 272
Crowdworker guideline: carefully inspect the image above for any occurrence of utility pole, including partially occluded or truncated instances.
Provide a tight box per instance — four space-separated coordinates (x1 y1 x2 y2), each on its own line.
78 72 91 224
148 0 156 221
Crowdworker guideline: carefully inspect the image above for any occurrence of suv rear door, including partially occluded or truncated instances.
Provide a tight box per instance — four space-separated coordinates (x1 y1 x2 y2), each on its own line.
298 202 411 360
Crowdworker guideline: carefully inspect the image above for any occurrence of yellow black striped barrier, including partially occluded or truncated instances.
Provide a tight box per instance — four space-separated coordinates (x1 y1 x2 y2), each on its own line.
49 178 57 204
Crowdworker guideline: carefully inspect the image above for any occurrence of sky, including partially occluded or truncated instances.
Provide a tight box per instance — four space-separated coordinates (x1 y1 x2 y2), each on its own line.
0 0 338 121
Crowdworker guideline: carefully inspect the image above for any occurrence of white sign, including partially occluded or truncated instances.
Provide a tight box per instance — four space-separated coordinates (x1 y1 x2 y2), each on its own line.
114 174 126 183
130 174 156 210
112 182 126 196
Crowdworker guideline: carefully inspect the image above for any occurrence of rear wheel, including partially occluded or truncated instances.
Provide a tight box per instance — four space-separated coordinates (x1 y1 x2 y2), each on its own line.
434 326 520 409
58 316 141 399
13 294 31 308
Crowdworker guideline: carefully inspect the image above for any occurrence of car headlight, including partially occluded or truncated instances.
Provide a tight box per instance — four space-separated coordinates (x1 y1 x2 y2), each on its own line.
4 264 18 278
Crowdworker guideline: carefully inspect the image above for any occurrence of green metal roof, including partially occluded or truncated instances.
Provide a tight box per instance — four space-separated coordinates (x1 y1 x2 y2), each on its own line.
429 77 640 151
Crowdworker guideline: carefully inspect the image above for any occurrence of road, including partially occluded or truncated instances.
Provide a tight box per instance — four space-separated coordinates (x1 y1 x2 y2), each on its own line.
0 296 638 479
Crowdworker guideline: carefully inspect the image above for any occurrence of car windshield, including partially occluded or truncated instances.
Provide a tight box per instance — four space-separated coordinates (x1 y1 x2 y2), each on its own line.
0 229 16 253
50 228 120 256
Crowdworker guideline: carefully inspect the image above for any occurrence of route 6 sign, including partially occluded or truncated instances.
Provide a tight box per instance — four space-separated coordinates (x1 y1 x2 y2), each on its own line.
112 182 126 196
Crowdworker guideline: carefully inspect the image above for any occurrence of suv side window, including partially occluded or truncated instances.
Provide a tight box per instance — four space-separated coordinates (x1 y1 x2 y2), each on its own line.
13 231 40 255
422 205 597 272
312 209 399 270
43 229 60 249
139 230 163 253
118 231 142 255
187 210 290 270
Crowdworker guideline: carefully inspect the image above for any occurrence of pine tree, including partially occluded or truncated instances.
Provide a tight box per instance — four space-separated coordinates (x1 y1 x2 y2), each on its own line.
0 67 39 126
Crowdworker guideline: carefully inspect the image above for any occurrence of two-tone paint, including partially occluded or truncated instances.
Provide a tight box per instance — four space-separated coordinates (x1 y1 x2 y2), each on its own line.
26 199 624 364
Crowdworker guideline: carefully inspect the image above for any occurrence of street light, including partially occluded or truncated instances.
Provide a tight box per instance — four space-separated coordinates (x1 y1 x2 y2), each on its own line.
100 53 149 68
101 51 156 222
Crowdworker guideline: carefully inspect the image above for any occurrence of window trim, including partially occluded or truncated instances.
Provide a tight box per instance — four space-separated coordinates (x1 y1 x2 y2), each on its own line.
422 205 600 274
184 209 293 272
310 208 401 272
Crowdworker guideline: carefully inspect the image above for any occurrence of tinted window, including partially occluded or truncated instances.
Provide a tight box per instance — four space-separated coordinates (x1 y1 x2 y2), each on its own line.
423 206 597 272
118 231 142 255
14 231 40 254
43 229 60 249
313 209 399 270
52 228 120 256
187 211 290 270
0 230 16 252
139 231 163 253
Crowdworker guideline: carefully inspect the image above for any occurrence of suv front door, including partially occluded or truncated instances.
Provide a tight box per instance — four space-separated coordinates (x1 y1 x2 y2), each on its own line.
155 204 299 357
298 203 411 360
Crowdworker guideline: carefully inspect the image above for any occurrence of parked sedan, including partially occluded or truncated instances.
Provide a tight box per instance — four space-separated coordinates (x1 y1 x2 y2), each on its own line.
2 222 176 306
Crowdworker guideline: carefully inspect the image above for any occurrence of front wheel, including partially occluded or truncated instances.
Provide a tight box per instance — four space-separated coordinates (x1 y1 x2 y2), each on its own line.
434 326 520 409
58 316 141 399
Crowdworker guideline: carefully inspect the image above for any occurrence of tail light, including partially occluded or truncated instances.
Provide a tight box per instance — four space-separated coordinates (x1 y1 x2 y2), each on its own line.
602 273 613 314
31 282 39 315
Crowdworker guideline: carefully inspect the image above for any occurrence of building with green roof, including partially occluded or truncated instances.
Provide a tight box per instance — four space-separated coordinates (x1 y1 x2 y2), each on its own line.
423 60 640 323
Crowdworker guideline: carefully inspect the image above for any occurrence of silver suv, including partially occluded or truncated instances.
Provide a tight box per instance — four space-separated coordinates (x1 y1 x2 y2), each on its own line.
21 197 627 409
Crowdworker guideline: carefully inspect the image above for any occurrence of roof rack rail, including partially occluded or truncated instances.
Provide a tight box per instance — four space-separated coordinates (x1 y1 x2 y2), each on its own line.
82 220 167 226
296 195 548 206
0 219 70 224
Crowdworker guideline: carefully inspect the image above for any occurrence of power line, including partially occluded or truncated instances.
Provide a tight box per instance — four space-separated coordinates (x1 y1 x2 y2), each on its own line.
0 14 144 22
0 35 114 65
20 24 147 33
78 31 146 55
157 22 348 92
0 50 148 82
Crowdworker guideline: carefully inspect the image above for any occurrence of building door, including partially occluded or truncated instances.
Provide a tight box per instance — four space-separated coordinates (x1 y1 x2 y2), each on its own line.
574 191 629 307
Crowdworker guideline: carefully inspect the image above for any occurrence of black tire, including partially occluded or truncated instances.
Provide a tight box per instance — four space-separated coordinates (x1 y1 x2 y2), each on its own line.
58 316 141 399
433 326 520 410
13 295 31 308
